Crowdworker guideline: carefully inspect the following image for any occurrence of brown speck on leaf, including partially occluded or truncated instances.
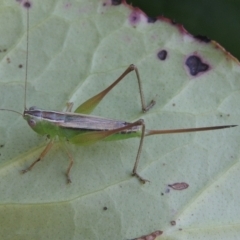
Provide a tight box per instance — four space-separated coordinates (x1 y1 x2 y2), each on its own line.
19 64 23 68
103 206 108 210
131 230 163 240
168 182 189 190
6 58 10 63
170 220 176 226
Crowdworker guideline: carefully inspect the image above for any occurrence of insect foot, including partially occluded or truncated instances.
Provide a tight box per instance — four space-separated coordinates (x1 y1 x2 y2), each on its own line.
132 172 150 184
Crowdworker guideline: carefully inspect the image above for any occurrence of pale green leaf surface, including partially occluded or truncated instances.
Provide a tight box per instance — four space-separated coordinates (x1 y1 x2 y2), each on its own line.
0 0 240 239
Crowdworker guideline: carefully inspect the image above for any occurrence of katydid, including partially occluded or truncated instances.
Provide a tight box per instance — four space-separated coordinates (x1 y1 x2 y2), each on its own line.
0 3 237 184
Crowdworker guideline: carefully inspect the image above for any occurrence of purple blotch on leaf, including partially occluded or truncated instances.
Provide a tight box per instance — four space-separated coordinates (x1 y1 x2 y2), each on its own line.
111 0 121 6
194 34 211 43
185 55 209 76
23 1 31 8
129 11 140 25
157 50 167 60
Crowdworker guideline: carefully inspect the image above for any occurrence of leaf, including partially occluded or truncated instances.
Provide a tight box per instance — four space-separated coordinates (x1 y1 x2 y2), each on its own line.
0 0 239 239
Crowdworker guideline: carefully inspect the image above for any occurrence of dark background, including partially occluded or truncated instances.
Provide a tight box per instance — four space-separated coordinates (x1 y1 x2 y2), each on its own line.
126 0 240 61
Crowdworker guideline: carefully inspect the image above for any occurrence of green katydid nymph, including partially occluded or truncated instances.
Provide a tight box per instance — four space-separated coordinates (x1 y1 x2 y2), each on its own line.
0 3 237 184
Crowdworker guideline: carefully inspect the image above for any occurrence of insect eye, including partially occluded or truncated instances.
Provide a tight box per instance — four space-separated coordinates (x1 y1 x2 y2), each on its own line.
28 119 36 127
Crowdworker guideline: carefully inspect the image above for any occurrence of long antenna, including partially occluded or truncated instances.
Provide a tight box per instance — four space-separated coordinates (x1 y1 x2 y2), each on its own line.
0 109 22 116
24 1 30 110
0 2 31 116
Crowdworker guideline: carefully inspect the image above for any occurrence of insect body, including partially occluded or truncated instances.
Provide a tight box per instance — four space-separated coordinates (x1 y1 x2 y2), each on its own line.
0 3 237 184
22 100 235 184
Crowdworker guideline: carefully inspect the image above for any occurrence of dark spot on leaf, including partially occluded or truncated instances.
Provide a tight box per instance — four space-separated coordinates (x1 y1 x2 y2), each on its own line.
179 228 182 231
6 58 10 63
168 182 189 190
157 50 167 60
161 192 164 196
194 34 211 43
165 188 170 193
147 17 157 23
185 55 209 76
172 103 175 107
0 144 4 148
103 206 108 210
111 0 121 6
3 49 7 52
19 64 23 68
23 1 31 8
170 220 176 226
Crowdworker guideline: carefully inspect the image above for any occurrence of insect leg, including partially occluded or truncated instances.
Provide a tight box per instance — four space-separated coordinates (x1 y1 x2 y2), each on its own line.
21 140 54 174
69 119 148 183
74 64 155 114
131 119 149 183
70 119 143 145
61 141 73 184
62 145 74 184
